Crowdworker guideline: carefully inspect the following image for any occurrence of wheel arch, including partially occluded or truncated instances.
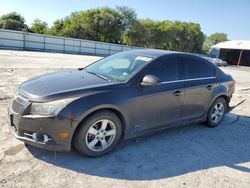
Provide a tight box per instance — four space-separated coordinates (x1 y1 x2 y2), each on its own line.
208 93 230 112
70 106 127 147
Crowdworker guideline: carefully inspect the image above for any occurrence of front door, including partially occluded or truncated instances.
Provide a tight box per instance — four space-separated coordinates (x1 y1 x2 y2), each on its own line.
133 56 185 131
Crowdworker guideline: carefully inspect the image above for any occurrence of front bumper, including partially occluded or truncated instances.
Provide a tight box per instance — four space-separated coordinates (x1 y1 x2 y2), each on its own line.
8 98 75 152
9 124 70 151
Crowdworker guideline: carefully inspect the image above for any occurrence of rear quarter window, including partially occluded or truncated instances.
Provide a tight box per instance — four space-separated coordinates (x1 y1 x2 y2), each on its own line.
215 67 226 78
184 56 215 79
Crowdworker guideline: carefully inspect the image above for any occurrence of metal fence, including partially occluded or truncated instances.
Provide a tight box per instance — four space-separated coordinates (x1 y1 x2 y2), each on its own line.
0 29 141 56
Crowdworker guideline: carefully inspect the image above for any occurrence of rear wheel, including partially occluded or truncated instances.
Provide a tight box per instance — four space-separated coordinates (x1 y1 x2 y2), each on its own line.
74 110 122 157
206 97 227 127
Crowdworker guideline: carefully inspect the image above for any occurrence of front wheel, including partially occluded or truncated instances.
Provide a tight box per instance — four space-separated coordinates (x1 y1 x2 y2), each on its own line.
206 97 227 127
74 110 122 157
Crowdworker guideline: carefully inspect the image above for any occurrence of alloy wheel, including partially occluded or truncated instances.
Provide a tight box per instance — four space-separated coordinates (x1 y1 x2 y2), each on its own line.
211 102 225 123
85 119 116 152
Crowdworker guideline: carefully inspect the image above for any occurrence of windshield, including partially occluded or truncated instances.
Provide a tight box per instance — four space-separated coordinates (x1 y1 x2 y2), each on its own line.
85 52 155 82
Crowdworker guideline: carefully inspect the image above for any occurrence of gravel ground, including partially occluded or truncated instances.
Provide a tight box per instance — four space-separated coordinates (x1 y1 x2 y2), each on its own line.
0 50 249 188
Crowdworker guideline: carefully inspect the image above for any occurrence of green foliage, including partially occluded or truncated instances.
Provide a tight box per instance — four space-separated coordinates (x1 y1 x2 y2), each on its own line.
0 12 28 31
207 32 228 45
203 32 228 53
124 19 160 48
124 20 204 53
47 19 65 36
116 6 137 41
31 19 48 34
46 6 137 43
47 7 121 43
0 9 228 53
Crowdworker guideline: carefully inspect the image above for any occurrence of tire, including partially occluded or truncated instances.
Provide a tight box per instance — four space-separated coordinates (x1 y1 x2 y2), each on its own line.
206 97 227 128
74 110 122 157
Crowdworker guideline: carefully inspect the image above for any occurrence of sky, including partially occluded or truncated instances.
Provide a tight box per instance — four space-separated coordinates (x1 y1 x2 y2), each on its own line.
1 0 250 40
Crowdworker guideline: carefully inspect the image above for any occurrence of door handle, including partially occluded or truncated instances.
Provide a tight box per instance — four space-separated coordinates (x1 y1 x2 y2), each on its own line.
173 90 183 96
206 85 213 90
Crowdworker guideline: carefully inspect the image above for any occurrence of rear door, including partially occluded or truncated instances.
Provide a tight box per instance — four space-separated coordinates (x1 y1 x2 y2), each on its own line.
182 56 216 120
133 56 185 131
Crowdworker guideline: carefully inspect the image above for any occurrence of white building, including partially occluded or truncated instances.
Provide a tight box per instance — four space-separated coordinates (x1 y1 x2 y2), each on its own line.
211 40 250 66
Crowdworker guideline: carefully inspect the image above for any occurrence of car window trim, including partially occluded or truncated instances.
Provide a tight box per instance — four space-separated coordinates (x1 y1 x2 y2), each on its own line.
161 76 216 84
182 55 215 79
142 55 185 83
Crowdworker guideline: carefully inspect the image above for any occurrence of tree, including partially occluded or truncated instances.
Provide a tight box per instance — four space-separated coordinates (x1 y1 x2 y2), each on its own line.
124 20 204 53
48 8 124 43
203 32 228 53
31 19 48 34
116 6 137 43
0 12 28 31
207 32 228 45
47 7 137 44
166 21 204 52
124 19 161 48
47 19 65 36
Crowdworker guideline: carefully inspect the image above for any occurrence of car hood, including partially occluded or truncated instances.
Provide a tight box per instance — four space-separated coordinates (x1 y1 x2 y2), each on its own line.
19 69 113 102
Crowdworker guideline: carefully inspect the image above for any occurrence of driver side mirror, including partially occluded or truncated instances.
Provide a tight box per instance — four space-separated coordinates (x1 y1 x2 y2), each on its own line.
140 75 161 86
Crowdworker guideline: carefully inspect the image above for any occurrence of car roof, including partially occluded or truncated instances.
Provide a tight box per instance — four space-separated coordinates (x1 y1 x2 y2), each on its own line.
126 49 181 58
127 49 217 67
126 49 202 59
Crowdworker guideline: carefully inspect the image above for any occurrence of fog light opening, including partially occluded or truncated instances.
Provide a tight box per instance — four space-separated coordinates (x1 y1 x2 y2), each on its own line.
32 133 52 143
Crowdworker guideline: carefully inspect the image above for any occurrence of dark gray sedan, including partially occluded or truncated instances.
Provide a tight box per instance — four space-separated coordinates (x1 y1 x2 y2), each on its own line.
8 49 235 157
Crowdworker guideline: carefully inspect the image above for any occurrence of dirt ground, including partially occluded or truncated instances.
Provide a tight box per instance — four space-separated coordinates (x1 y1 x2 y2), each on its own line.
0 50 249 188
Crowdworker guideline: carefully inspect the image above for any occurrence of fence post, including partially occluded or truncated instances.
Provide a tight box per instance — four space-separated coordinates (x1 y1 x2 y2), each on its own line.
23 32 26 50
94 42 97 55
63 37 65 53
79 40 81 54
43 35 46 51
108 44 111 55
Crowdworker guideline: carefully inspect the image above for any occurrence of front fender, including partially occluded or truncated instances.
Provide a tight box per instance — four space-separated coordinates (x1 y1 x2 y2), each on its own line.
59 89 135 143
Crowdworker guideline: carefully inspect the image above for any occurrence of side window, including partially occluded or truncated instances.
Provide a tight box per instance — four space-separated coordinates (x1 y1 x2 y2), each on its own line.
145 57 183 82
184 57 214 79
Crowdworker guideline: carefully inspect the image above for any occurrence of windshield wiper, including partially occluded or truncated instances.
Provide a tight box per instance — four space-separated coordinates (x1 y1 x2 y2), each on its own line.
86 70 110 81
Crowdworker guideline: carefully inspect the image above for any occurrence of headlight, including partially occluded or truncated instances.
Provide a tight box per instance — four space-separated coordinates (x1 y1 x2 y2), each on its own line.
30 98 77 116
